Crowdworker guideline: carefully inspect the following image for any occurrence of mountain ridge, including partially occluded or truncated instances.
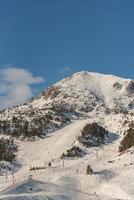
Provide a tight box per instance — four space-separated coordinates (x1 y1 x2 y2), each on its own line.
32 71 134 112
0 71 134 138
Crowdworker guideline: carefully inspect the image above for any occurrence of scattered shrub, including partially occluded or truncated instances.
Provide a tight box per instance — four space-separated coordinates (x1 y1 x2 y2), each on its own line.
0 138 17 163
61 146 82 158
119 127 134 152
30 166 46 171
78 123 108 147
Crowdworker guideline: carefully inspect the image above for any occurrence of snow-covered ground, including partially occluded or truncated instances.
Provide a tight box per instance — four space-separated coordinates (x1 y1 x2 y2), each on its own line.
0 112 134 200
0 71 134 200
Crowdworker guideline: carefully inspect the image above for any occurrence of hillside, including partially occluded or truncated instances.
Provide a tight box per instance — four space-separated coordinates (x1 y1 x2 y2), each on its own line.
1 71 134 138
0 71 134 200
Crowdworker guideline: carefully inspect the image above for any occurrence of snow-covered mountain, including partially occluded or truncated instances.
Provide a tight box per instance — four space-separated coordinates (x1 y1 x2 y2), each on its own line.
0 71 134 200
33 71 134 113
1 71 134 138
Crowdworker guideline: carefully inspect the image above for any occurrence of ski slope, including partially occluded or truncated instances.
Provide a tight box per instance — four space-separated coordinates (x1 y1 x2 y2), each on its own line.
0 112 134 200
0 71 134 200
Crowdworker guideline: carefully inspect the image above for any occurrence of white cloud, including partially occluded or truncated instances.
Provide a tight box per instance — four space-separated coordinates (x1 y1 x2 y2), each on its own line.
0 67 45 109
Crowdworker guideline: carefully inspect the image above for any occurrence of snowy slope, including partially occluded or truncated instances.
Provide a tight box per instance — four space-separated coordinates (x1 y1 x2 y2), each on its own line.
32 71 134 112
0 112 134 200
1 71 134 138
0 71 134 200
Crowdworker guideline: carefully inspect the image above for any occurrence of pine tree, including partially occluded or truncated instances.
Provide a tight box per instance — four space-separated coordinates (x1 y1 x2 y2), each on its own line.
86 165 93 175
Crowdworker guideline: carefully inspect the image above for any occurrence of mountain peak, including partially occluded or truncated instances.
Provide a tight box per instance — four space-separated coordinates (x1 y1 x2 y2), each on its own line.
0 70 134 141
30 71 134 115
63 71 131 84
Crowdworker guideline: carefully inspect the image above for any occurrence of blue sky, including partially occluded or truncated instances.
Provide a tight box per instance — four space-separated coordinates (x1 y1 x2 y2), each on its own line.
0 0 134 108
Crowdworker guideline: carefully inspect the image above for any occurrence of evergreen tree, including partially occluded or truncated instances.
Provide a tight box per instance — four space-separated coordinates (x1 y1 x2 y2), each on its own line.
86 165 93 175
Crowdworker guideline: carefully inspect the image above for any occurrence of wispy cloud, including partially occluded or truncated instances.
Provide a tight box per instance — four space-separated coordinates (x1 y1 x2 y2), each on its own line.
59 67 71 75
0 67 45 109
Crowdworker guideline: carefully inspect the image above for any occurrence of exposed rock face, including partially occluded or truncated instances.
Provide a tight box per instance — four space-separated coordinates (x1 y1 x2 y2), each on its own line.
126 81 134 95
128 101 134 109
41 86 61 100
113 82 122 90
